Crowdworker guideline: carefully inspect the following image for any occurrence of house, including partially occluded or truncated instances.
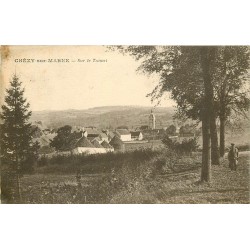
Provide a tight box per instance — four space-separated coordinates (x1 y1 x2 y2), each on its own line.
115 129 131 142
130 131 143 141
101 140 114 152
106 131 115 142
71 136 94 154
31 126 57 154
87 134 101 141
68 131 114 155
91 138 103 148
82 127 102 141
99 132 109 143
72 126 85 133
109 135 125 152
85 127 100 136
71 136 107 155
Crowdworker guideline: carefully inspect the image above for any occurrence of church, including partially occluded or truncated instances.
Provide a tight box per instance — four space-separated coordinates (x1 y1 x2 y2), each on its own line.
149 109 156 129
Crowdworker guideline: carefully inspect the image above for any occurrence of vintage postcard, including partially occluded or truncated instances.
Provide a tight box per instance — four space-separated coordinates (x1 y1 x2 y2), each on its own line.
0 45 249 204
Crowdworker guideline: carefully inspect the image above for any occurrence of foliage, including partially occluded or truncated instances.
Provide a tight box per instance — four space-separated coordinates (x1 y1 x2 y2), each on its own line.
111 45 250 180
166 124 176 135
14 152 250 204
36 149 161 174
212 46 250 118
31 125 43 138
0 75 39 172
179 124 196 134
162 136 199 155
112 46 250 122
18 148 180 204
50 125 72 151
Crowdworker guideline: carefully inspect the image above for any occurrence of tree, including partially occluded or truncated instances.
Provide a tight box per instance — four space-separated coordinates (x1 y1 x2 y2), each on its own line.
111 46 249 181
166 125 176 135
199 46 217 181
50 125 72 151
179 124 195 135
111 46 218 180
212 46 250 157
0 74 39 202
162 136 198 155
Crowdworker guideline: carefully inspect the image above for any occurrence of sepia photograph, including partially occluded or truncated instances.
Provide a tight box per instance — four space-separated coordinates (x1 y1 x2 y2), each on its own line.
0 45 249 204
1 1 250 250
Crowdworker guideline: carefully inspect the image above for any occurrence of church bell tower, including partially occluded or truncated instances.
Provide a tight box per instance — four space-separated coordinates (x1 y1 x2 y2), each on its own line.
149 109 156 130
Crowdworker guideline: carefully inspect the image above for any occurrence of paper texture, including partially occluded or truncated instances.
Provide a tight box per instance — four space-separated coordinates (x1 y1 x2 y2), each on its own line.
0 46 249 204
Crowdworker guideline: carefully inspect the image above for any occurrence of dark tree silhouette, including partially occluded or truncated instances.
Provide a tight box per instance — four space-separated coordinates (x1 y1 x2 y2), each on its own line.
50 125 72 151
0 74 39 203
166 125 176 135
212 46 250 157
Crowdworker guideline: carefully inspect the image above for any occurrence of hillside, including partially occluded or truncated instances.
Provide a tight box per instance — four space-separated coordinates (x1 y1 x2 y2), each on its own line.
30 106 176 129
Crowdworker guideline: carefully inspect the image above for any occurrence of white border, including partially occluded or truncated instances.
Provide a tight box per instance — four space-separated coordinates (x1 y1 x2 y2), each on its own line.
1 1 249 250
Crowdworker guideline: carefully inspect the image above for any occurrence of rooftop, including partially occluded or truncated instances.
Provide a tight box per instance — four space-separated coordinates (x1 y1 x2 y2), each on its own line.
115 129 131 135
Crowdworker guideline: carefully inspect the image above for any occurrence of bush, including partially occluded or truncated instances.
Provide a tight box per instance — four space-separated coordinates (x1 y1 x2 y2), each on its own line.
26 148 176 203
162 136 199 155
37 155 49 167
104 148 178 203
36 149 162 174
20 147 191 203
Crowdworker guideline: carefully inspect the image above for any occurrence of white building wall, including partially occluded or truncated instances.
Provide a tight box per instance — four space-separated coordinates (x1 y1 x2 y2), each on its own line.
72 147 114 155
120 134 131 142
105 148 114 153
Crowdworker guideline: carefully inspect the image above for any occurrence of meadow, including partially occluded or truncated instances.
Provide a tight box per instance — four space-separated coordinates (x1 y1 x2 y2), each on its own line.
16 149 249 204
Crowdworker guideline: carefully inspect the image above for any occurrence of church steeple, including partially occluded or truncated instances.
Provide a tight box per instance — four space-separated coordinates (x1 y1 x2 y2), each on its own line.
149 109 156 129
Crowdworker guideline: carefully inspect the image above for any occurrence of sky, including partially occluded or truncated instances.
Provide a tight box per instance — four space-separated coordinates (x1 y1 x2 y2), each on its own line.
1 46 175 111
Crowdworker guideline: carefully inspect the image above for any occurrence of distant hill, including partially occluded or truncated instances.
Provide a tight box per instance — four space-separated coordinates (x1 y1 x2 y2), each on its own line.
30 106 176 129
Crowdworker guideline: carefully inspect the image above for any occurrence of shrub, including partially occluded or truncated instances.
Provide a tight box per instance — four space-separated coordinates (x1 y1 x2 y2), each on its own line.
37 155 49 167
20 147 184 204
106 148 178 203
162 136 199 155
36 149 162 174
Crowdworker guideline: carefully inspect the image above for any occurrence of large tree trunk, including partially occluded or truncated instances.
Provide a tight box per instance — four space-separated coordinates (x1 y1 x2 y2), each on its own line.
210 113 220 165
219 114 226 157
200 46 216 182
201 115 211 182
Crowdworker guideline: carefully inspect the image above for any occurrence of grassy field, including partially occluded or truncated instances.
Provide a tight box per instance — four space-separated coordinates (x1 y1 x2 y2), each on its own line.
154 152 249 204
17 151 249 204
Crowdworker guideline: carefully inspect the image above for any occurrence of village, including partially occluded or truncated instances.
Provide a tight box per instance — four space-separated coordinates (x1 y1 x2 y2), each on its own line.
1 3 249 250
32 109 198 157
1 46 249 206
